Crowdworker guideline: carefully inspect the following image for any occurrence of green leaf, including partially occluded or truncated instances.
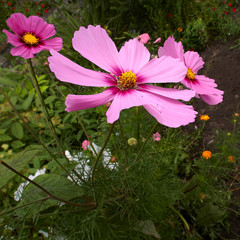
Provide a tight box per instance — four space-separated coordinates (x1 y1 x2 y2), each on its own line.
0 134 12 142
21 174 85 212
23 94 34 110
196 203 225 226
44 96 56 105
0 147 43 188
11 140 26 149
0 77 16 87
135 220 161 239
11 122 24 139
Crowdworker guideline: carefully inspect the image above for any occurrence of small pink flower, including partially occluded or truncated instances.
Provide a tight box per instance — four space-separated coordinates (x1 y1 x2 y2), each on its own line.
137 33 150 44
154 37 161 44
41 4 44 8
45 9 49 13
111 156 116 162
228 3 232 7
8 2 11 6
2 13 62 59
82 140 90 150
232 8 236 12
158 37 224 105
153 132 161 141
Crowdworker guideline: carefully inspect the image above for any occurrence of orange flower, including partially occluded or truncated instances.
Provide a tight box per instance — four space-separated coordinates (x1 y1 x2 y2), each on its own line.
202 151 212 159
200 115 210 121
228 155 235 163
200 193 206 199
178 27 183 32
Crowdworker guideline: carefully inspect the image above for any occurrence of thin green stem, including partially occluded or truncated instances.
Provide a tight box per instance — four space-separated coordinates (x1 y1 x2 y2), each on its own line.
0 160 95 208
118 119 128 167
0 87 73 180
0 196 51 217
75 113 98 157
169 205 190 231
26 59 68 162
128 121 158 170
91 123 115 205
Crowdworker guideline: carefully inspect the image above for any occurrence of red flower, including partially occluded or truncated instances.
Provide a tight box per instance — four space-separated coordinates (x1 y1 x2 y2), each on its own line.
222 1 226 4
11 7 15 11
35 1 38 4
26 9 29 12
232 8 236 12
7 2 11 6
168 13 172 18
228 3 232 7
224 11 228 14
36 12 40 16
213 7 216 11
41 4 44 8
45 9 48 13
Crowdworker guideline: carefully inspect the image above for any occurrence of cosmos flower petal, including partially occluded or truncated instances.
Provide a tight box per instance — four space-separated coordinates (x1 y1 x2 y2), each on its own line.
41 38 63 51
200 94 223 105
2 30 23 47
11 45 34 59
72 25 123 75
27 15 56 39
49 50 117 87
184 51 204 73
138 84 195 101
158 36 184 62
6 13 28 35
119 38 150 73
106 89 163 123
65 87 119 112
137 56 187 84
144 98 197 127
185 75 223 95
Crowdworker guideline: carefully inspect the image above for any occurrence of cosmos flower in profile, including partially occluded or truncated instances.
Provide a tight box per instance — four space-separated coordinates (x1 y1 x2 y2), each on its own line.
2 13 62 59
49 25 197 128
158 36 224 105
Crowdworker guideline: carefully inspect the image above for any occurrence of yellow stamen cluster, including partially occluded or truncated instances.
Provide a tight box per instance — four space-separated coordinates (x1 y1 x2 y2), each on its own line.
118 71 137 90
186 68 195 80
22 32 39 45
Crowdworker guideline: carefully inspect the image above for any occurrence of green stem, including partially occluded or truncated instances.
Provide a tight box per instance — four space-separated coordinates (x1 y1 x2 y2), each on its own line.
26 59 68 163
118 119 128 167
0 160 95 208
169 205 190 231
0 196 51 217
91 123 115 205
0 87 74 181
128 121 158 170
184 121 206 150
75 113 98 157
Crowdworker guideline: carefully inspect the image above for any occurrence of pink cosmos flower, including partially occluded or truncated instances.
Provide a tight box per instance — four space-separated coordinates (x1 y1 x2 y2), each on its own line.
153 132 161 141
137 33 150 44
2 13 62 59
158 37 224 105
49 25 197 128
82 140 90 150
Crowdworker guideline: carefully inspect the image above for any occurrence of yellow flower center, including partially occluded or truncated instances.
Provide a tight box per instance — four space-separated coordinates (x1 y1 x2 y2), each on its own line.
186 68 195 80
118 71 137 90
22 32 39 45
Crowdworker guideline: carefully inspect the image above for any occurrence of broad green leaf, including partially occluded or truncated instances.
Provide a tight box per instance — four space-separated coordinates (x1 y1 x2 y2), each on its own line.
0 134 12 142
0 147 43 188
196 203 225 226
11 140 25 149
44 96 56 105
21 174 85 212
23 94 34 110
11 122 24 139
135 220 161 239
0 77 16 87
